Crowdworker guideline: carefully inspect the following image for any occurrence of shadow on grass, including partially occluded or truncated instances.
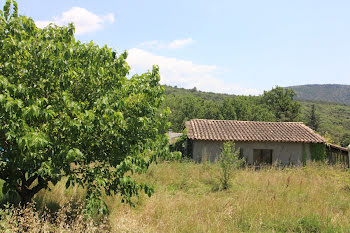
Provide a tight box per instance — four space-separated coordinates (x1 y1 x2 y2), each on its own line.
34 195 85 223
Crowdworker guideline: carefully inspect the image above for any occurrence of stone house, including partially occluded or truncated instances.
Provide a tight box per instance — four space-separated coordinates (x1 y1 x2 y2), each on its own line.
185 119 326 165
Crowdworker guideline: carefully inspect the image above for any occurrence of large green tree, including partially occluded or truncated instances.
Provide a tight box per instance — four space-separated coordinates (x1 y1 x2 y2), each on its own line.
262 86 301 122
0 1 169 210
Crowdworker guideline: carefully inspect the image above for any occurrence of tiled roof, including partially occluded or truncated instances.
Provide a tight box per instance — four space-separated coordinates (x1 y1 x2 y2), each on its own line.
185 119 326 143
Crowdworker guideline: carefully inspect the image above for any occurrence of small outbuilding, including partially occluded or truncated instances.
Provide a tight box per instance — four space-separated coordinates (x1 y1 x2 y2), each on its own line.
185 119 326 166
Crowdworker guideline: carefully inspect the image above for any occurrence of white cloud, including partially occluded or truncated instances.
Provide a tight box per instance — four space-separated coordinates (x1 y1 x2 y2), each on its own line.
35 7 115 35
139 38 195 49
127 48 261 95
168 38 194 49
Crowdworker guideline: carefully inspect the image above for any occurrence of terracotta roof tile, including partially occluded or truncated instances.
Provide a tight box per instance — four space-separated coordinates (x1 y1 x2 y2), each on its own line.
185 119 326 143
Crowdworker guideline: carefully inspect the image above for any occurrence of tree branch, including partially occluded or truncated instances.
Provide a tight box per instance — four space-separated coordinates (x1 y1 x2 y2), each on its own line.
30 176 48 195
25 174 38 187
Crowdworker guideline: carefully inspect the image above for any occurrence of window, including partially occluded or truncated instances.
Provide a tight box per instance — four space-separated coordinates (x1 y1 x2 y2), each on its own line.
253 149 273 165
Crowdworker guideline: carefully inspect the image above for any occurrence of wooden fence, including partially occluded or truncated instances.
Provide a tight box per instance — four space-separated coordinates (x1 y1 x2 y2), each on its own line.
326 144 349 168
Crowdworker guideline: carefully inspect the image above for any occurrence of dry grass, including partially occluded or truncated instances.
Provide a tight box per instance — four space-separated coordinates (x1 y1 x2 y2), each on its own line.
0 201 110 232
2 161 350 232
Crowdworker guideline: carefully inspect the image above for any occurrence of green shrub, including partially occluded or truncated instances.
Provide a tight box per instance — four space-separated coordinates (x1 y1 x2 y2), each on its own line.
218 142 245 190
169 130 192 159
310 143 326 161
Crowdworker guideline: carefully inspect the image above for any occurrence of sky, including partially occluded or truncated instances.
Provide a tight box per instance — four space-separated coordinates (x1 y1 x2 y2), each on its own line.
6 0 350 95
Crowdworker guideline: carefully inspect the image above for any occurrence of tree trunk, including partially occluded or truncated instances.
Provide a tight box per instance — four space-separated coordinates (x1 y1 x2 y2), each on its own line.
16 175 47 205
18 188 35 205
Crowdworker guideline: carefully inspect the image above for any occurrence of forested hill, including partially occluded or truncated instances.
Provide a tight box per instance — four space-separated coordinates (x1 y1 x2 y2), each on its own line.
163 85 350 147
287 84 350 105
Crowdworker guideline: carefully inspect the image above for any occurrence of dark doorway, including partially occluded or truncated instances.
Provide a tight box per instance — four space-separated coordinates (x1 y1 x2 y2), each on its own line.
253 149 273 165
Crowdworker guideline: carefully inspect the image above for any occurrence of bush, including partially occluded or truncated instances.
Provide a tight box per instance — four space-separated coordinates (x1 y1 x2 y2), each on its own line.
169 130 192 159
218 142 245 190
310 143 326 161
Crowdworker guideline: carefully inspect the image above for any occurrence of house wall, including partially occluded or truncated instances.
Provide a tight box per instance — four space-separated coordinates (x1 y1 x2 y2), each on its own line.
192 140 312 165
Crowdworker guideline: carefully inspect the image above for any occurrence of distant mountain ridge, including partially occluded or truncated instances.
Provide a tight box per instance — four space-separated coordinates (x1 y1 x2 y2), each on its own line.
287 84 350 106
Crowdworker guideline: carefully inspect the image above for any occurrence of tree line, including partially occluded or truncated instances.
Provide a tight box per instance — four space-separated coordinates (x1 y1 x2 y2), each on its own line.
163 85 301 132
163 85 350 147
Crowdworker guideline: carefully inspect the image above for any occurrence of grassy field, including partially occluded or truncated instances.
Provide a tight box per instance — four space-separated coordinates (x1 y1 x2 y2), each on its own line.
2 161 350 232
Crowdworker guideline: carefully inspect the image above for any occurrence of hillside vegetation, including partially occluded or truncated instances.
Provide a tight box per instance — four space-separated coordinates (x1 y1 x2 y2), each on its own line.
2 161 350 232
300 101 350 146
288 84 350 106
163 85 350 147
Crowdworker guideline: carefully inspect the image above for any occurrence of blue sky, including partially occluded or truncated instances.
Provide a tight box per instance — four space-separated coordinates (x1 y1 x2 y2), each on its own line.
7 0 350 94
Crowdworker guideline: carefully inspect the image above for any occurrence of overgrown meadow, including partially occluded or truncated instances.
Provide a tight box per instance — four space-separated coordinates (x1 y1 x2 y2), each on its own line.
2 161 350 232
